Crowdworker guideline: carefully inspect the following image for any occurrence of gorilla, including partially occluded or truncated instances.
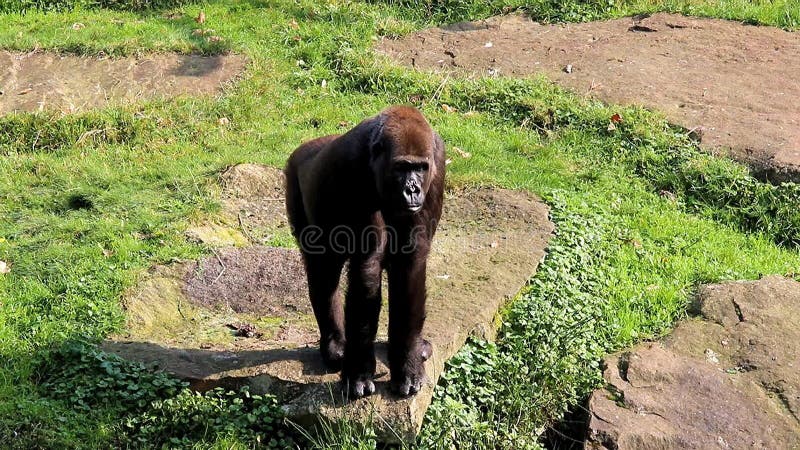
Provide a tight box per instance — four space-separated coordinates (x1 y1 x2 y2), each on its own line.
284 105 445 397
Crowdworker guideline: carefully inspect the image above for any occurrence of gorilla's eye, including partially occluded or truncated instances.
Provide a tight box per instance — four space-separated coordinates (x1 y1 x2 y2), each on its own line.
393 161 412 172
393 160 428 173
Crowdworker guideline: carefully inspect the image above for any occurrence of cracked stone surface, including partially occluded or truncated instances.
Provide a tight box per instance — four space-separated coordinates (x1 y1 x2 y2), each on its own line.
0 51 246 114
378 13 800 183
105 164 554 442
586 276 800 449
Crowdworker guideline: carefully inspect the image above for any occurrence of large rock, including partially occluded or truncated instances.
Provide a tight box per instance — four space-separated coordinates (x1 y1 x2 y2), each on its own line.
378 13 800 183
587 276 800 449
105 164 554 442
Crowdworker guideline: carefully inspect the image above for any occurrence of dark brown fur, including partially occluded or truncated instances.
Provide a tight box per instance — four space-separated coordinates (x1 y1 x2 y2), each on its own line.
284 106 445 397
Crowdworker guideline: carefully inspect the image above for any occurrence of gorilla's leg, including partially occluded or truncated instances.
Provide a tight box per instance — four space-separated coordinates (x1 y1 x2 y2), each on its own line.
387 250 429 397
304 253 346 370
343 252 383 398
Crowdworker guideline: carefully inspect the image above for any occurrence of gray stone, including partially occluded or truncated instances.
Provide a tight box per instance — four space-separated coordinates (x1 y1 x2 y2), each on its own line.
587 276 800 449
0 51 246 114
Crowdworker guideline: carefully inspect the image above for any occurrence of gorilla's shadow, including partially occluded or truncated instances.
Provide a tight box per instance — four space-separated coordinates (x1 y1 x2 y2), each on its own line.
170 54 224 78
102 339 392 401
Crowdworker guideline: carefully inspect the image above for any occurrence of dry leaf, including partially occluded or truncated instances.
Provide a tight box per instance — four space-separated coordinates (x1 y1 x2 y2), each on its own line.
607 122 616 131
659 190 677 201
321 79 327 88
564 64 573 73
628 239 643 249
490 242 499 248
452 146 471 158
207 35 223 43
484 42 493 48
218 117 230 126
687 126 704 142
338 121 351 128
102 249 114 258
72 22 85 30
441 104 456 113
289 19 299 30
18 88 32 95
445 158 453 165
192 28 204 36
0 261 10 274
226 322 262 338
195 11 206 24
610 113 622 123
463 111 479 117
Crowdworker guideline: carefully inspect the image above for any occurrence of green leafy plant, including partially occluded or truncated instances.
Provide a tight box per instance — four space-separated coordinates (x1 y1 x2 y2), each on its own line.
37 341 187 413
420 196 612 448
127 388 293 449
34 342 294 448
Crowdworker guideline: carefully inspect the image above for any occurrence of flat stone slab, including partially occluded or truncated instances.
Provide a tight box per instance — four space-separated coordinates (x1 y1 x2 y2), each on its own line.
378 13 800 182
105 164 554 442
0 51 247 114
586 276 800 449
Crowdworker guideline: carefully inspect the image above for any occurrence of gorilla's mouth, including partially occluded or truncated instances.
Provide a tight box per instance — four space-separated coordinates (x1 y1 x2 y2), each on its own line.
407 203 423 213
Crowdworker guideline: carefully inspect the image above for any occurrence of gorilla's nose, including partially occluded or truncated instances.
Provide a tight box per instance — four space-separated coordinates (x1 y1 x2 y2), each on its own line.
404 182 420 195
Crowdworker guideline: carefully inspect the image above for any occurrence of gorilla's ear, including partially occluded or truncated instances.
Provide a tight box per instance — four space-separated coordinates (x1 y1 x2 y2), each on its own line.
433 131 445 157
432 131 445 175
367 114 387 157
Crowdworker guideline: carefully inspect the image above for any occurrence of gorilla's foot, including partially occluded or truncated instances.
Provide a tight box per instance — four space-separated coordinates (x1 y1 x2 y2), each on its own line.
320 337 345 371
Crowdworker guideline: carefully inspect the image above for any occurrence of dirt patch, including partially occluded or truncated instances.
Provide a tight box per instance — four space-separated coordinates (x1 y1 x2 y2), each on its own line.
0 51 246 114
378 13 800 182
185 164 288 246
106 163 554 442
584 276 800 449
220 164 290 242
184 246 309 316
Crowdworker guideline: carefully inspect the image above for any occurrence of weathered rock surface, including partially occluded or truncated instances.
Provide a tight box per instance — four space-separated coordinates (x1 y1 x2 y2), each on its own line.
378 13 800 183
0 51 246 114
587 276 800 449
105 164 554 441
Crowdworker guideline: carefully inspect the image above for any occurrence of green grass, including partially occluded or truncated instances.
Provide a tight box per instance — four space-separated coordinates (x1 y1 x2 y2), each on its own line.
1 0 800 448
1 0 194 14
375 0 800 29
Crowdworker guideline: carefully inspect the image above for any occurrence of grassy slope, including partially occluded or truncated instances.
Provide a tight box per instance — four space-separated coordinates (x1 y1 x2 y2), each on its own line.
385 0 800 28
1 0 799 448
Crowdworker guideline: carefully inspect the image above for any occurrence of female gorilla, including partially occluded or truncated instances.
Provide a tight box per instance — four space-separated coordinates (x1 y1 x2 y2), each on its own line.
284 105 445 398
